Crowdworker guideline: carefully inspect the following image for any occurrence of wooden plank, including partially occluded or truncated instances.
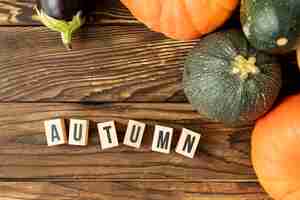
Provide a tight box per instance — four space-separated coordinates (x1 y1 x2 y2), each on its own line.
0 25 194 102
0 25 297 103
0 182 271 200
0 102 255 181
0 0 135 25
0 0 134 25
0 0 244 26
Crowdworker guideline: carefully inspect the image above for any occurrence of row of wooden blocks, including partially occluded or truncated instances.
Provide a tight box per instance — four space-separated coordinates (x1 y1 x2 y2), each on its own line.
44 119 201 158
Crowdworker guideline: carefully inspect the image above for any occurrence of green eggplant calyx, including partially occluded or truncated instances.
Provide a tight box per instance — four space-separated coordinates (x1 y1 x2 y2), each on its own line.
231 55 260 80
32 6 85 50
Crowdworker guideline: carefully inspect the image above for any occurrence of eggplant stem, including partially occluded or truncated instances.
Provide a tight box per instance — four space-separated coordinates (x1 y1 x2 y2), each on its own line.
61 32 72 50
33 6 85 50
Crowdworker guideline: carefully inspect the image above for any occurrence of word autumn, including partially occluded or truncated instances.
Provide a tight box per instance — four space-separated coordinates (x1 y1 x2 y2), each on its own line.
44 119 201 158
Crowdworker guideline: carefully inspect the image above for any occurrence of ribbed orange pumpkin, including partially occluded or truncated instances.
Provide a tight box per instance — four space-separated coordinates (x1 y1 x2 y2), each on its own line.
120 0 239 40
252 94 300 200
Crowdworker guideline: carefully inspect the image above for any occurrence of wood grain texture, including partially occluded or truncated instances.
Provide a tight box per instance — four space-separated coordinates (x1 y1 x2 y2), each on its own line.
0 25 195 102
0 102 255 181
0 25 299 103
0 182 271 200
0 2 296 199
0 0 136 25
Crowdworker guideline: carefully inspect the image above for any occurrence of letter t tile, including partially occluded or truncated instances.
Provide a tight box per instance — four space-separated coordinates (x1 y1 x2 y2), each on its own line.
97 121 119 150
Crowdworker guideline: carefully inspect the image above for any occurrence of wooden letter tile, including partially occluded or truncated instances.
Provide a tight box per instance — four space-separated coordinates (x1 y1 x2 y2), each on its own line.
97 121 119 150
44 119 67 146
151 125 173 154
68 119 89 146
175 128 201 158
123 120 146 148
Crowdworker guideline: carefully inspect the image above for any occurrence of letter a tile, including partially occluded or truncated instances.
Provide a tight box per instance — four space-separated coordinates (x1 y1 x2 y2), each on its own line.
44 119 67 146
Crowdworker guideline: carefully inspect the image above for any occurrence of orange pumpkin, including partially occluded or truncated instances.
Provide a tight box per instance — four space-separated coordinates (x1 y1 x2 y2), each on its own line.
120 0 239 40
252 94 300 200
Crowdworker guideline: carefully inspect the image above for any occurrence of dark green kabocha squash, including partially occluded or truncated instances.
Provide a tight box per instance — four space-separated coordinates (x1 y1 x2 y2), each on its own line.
241 0 300 54
183 29 282 125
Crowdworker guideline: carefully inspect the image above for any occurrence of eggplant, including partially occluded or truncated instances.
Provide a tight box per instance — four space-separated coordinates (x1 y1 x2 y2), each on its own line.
33 0 86 50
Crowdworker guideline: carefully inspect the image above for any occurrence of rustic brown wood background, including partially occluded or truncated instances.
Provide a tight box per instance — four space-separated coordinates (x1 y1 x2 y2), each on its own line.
0 0 299 199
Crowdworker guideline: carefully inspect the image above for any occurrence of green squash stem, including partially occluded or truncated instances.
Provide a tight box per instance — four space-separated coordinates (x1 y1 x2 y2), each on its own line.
231 55 260 80
32 6 85 50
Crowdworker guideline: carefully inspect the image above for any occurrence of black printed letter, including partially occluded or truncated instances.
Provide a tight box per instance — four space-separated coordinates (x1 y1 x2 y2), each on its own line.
51 124 61 142
157 131 170 149
73 124 83 141
130 125 141 143
103 126 112 143
183 135 196 153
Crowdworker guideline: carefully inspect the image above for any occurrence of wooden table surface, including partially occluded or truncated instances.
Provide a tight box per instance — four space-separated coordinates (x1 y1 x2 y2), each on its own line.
1 1 300 199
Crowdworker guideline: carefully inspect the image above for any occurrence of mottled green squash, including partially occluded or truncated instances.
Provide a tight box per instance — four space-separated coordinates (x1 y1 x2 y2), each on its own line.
183 30 282 125
241 0 300 54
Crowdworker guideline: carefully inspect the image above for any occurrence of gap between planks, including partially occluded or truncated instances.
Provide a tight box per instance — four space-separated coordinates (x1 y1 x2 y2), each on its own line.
0 178 260 183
